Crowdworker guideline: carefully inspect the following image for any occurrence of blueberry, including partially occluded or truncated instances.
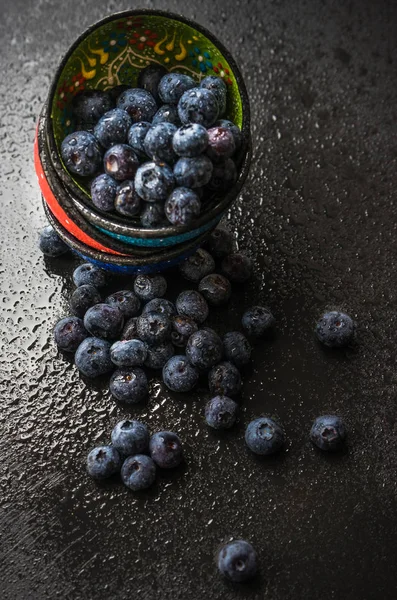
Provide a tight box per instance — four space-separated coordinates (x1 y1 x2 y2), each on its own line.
136 311 171 345
114 180 141 216
178 88 219 127
176 290 209 324
208 361 241 397
53 316 88 353
174 155 213 188
158 73 195 105
217 540 258 583
223 331 251 369
204 226 235 258
171 315 198 348
138 64 168 103
208 158 237 192
110 339 147 367
310 415 346 451
149 431 183 468
127 122 152 160
103 144 139 181
111 419 150 456
73 263 107 288
121 317 139 340
61 131 102 177
200 76 227 116
152 104 181 126
121 454 157 491
75 337 113 377
315 311 354 348
222 253 252 283
91 174 118 212
117 88 157 123
206 126 235 162
108 84 130 104
216 119 243 152
72 90 113 126
105 290 141 319
135 162 175 202
110 367 148 403
94 108 132 149
144 342 175 369
245 417 285 455
39 225 68 257
140 201 166 228
84 303 124 340
134 274 167 301
70 284 101 318
186 329 223 370
162 355 199 392
179 248 215 282
242 306 275 337
144 122 177 164
198 273 231 306
165 187 201 226
205 396 238 429
142 298 176 318
86 445 121 480
172 124 209 158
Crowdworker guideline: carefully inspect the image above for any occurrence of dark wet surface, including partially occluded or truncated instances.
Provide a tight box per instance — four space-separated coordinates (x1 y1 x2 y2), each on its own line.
1 0 397 598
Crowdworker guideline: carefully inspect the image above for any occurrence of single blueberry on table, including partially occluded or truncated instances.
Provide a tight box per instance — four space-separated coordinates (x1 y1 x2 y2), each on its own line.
73 263 107 288
186 329 223 370
75 337 114 378
198 273 231 306
149 431 183 468
215 119 243 152
200 75 227 116
152 104 181 126
117 88 157 123
94 108 132 149
136 311 171 345
144 122 177 164
178 87 219 127
162 355 199 392
121 317 139 340
140 201 166 228
105 290 141 319
103 144 139 181
135 162 175 202
204 226 235 258
217 540 258 583
53 316 88 353
245 417 285 455
144 342 175 369
179 248 215 282
242 306 275 337
127 121 152 160
172 123 209 158
61 131 102 177
110 339 148 367
205 396 238 429
138 63 168 103
39 225 68 257
121 454 157 491
315 311 354 348
114 180 141 216
208 361 242 397
310 415 347 451
134 274 167 302
72 90 113 126
206 126 236 162
91 174 118 212
142 298 176 318
223 331 251 369
222 252 253 283
165 187 201 226
84 303 124 340
208 158 237 192
171 315 198 348
70 284 101 318
174 155 213 188
158 73 195 105
111 419 150 456
86 445 122 480
110 367 148 404
176 290 209 324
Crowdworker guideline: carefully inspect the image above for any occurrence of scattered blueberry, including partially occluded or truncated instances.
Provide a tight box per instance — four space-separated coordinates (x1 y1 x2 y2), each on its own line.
216 119 243 152
310 415 347 451
114 180 141 216
70 284 101 318
217 540 258 583
205 396 238 429
127 121 152 159
158 73 195 105
198 273 231 306
94 108 132 149
134 274 167 302
152 104 181 126
242 306 275 337
223 331 251 368
75 337 114 378
72 90 113 126
61 131 102 177
178 88 219 127
117 88 157 123
172 123 209 157
121 454 157 491
245 417 285 455
142 298 176 318
208 361 241 397
73 263 107 288
135 162 175 202
315 311 355 348
84 303 124 340
179 248 215 282
149 431 183 468
206 126 235 162
144 342 175 369
171 315 198 348
186 329 223 370
174 155 213 188
144 122 177 164
86 445 122 480
121 317 139 340
105 290 141 319
39 225 68 257
140 201 166 227
110 339 147 367
109 367 148 403
176 290 209 324
137 64 168 103
136 311 171 345
53 316 88 353
165 187 201 226
103 144 139 181
111 419 150 456
91 173 118 212
204 226 235 258
208 158 237 192
162 355 199 392
222 253 252 283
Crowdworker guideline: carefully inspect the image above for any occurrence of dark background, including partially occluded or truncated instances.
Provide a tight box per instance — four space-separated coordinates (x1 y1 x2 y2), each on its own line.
1 0 397 598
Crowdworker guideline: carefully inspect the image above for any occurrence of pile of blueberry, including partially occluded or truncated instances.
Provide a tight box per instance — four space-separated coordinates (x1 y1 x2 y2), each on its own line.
60 66 242 228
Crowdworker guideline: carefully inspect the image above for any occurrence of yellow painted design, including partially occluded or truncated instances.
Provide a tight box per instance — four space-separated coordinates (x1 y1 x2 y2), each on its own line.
80 59 96 80
164 57 170 63
175 39 187 61
188 40 193 44
193 35 199 41
154 33 167 55
88 42 109 65
81 50 96 67
166 30 176 51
